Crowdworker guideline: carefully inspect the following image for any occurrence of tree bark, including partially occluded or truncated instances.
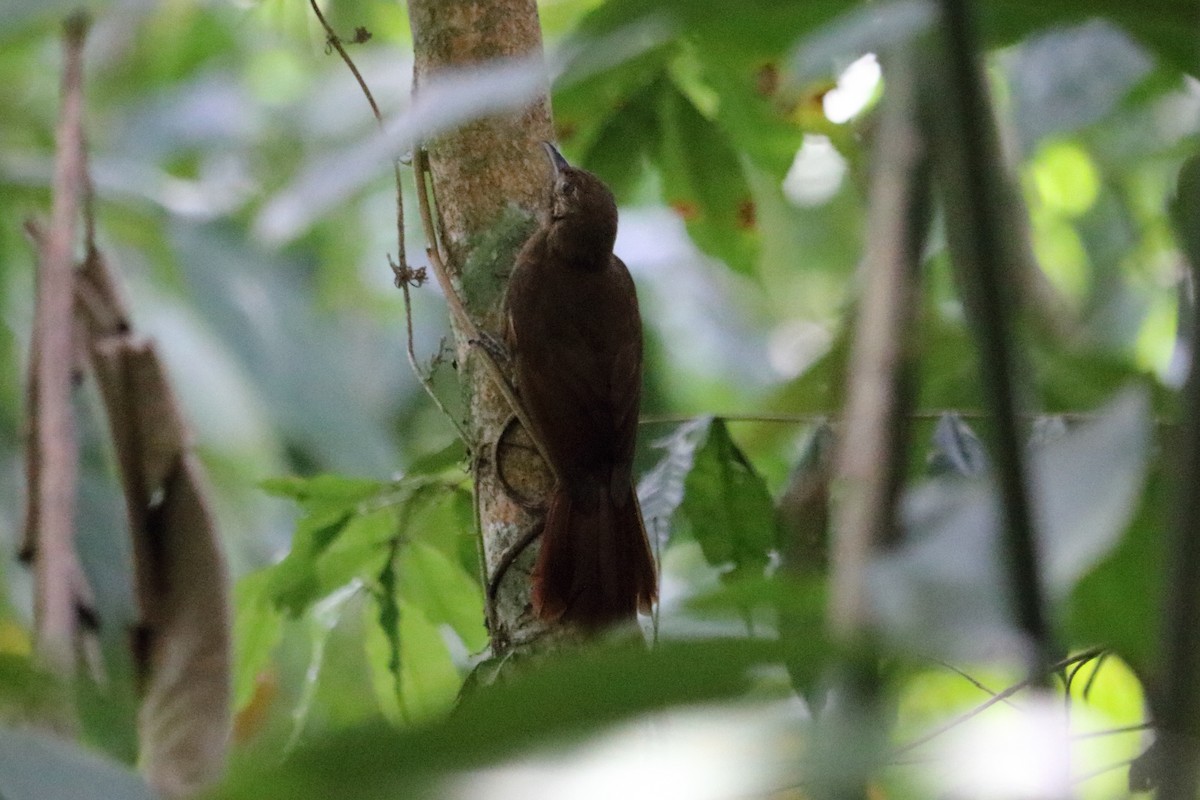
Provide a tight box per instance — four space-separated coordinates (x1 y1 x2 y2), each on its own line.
407 0 557 652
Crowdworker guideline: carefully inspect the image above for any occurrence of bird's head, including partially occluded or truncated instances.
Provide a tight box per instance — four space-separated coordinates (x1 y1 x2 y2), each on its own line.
542 142 618 258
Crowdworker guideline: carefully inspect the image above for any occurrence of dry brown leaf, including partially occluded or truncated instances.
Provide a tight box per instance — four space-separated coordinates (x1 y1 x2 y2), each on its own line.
82 250 231 798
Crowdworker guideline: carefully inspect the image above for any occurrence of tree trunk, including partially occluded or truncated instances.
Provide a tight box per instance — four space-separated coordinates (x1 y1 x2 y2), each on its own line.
407 0 557 652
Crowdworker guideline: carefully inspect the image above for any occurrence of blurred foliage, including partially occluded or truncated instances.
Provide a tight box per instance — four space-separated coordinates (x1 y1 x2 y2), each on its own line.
0 0 1197 797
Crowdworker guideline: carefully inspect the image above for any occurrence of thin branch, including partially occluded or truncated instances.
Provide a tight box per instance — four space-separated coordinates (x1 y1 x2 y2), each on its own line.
25 11 94 676
1073 723 1153 742
932 0 1052 682
1063 648 1103 698
411 141 556 479
305 0 466 440
829 45 929 638
892 648 1104 758
935 660 1021 710
1154 155 1200 800
638 410 1170 427
1081 650 1109 700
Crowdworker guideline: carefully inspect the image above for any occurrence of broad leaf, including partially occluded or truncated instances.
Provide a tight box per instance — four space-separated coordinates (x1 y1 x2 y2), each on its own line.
363 553 462 726
1007 21 1153 153
656 81 760 275
870 389 1151 659
232 573 283 711
395 606 460 723
284 584 360 752
208 637 783 800
363 560 404 726
680 419 779 582
399 541 487 653
259 474 385 507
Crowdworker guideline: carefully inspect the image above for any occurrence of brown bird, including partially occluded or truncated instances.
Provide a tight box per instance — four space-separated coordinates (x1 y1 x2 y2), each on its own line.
505 142 657 627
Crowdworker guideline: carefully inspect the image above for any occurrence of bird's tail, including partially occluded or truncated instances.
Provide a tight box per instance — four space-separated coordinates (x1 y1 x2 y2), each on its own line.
531 484 657 627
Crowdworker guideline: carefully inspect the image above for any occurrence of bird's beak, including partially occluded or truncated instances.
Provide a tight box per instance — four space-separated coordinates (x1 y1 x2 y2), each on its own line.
542 141 570 177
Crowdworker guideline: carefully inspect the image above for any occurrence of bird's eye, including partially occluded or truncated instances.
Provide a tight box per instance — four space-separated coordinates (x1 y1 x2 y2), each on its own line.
561 181 576 197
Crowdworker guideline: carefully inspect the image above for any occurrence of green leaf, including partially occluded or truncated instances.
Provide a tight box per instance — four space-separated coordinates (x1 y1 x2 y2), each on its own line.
0 654 71 727
656 80 760 275
395 605 460 723
398 485 477 573
313 508 399 600
399 541 487 653
1007 21 1153 153
979 0 1199 76
0 726 156 800
872 388 1151 659
405 441 468 477
232 572 285 711
264 510 354 617
572 0 847 65
680 419 779 582
575 75 663 201
1066 464 1166 672
262 476 471 620
208 637 782 800
691 576 833 708
553 41 671 201
284 585 360 752
363 559 404 726
259 474 385 507
363 551 463 726
700 62 804 178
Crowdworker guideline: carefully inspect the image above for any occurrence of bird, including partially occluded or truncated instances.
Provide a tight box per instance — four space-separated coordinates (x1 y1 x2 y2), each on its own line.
504 142 657 628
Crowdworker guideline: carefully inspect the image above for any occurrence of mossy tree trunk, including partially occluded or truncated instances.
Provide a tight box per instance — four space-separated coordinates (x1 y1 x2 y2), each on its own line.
407 0 557 652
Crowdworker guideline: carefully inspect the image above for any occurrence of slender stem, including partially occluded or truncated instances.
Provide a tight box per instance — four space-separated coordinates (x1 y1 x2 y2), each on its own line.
829 45 929 638
305 0 467 439
26 12 93 675
1155 168 1200 800
892 648 1104 758
1072 723 1153 742
934 660 1022 709
411 144 557 480
639 410 1172 427
933 0 1052 682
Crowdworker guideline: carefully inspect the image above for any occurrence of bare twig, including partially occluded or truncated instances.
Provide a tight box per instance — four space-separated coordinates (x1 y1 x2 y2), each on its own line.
892 648 1104 758
935 660 1022 710
810 47 931 800
305 0 466 439
931 0 1052 682
24 12 95 676
1073 723 1153 742
1063 648 1104 699
638 410 1171 427
411 141 556 479
829 45 929 639
1153 157 1200 800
